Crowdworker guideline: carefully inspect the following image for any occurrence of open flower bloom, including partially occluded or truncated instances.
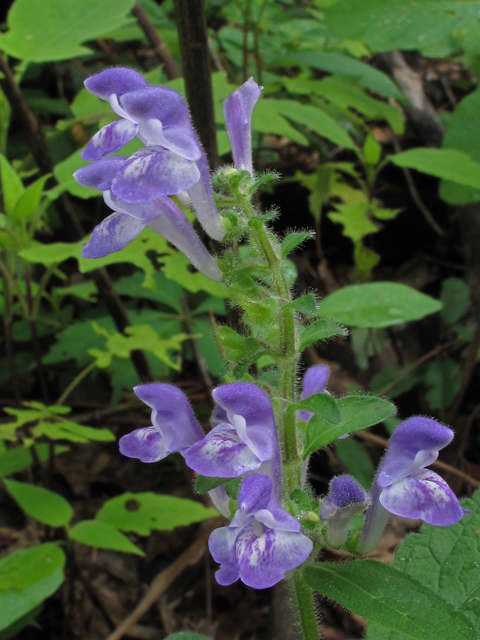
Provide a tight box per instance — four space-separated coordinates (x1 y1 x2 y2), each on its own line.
358 417 470 554
320 475 370 548
184 383 281 494
74 159 221 281
119 383 229 516
79 68 225 241
209 475 313 589
223 77 262 173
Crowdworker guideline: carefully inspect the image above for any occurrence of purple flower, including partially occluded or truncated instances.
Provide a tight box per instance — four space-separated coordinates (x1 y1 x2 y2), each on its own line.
78 68 225 241
223 78 262 173
320 475 370 548
358 417 469 554
184 383 281 493
299 364 330 422
74 159 221 281
209 475 313 589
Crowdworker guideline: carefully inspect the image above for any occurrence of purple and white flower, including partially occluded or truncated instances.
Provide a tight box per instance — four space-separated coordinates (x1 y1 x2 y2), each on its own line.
358 417 469 553
320 475 370 548
209 475 313 589
184 383 281 495
223 78 262 173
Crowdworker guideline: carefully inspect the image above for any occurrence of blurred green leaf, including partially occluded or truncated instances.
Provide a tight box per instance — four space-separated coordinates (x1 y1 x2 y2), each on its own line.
0 154 24 216
392 149 480 189
336 438 375 489
69 521 144 556
4 479 73 527
440 277 470 325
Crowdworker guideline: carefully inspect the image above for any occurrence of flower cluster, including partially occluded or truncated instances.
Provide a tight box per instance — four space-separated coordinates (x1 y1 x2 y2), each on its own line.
74 67 228 280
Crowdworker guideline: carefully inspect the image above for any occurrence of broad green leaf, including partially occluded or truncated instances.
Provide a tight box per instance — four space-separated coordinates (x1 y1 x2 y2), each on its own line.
284 293 319 317
328 202 379 242
319 283 442 328
273 100 355 149
71 88 113 121
0 0 136 62
12 176 49 225
69 520 144 556
53 148 99 199
391 149 480 190
96 492 218 535
161 252 229 298
363 134 382 166
115 270 183 313
299 318 347 350
32 420 115 443
19 240 83 265
326 0 480 58
57 280 97 302
304 395 396 456
216 326 262 362
440 87 480 204
0 154 24 216
274 52 404 101
4 479 73 527
425 358 461 411
195 475 227 494
191 318 227 378
0 444 68 477
0 543 65 632
336 437 375 490
251 100 309 146
0 88 10 156
295 392 342 424
440 277 470 325
305 560 477 640
0 604 42 639
281 232 313 258
367 491 480 639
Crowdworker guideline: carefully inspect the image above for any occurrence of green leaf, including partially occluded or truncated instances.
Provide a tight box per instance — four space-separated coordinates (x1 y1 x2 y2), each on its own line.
328 203 378 243
0 604 42 639
439 87 480 205
326 0 480 58
216 326 262 362
69 520 144 556
273 100 356 149
0 543 65 632
425 358 461 411
304 395 396 456
391 149 480 190
319 283 442 328
4 479 73 527
0 444 68 477
363 134 382 166
96 492 218 535
161 252 229 298
251 99 309 146
0 0 136 62
284 293 318 317
294 392 342 424
11 175 49 225
299 318 347 350
440 277 470 324
195 475 227 494
0 154 24 216
32 419 115 443
281 232 313 258
336 438 375 490
19 240 83 265
305 560 477 640
367 491 480 639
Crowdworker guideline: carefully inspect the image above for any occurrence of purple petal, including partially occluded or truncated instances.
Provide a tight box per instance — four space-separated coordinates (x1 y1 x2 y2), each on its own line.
327 474 370 509
81 120 138 161
187 154 226 241
120 86 192 128
256 501 301 533
379 470 469 526
223 77 262 172
147 198 222 281
84 68 148 100
119 426 167 463
73 156 128 191
111 147 200 203
237 526 313 589
211 404 228 427
209 526 241 586
184 425 262 478
238 474 272 514
299 365 330 422
103 191 162 223
378 417 454 488
81 213 145 259
212 383 277 463
134 383 204 452
136 118 201 161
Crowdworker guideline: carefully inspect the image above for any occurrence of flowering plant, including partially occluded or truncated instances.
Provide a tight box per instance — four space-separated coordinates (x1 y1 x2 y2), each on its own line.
76 69 471 640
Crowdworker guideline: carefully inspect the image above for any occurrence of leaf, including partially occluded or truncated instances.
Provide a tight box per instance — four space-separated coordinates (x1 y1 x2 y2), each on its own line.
96 492 218 536
0 154 24 216
216 326 262 362
0 0 136 62
326 0 480 58
328 202 379 242
69 521 144 556
304 395 396 456
391 149 480 190
11 175 49 225
274 52 404 101
336 437 375 490
115 270 183 313
281 232 313 258
295 392 342 424
273 100 356 149
367 491 480 639
32 419 115 443
19 240 83 265
319 283 442 328
161 252 229 298
425 358 461 411
305 560 477 640
0 444 68 478
0 543 65 632
440 277 470 324
284 293 318 317
251 100 309 146
195 475 227 494
439 87 480 205
4 479 73 527
299 318 347 350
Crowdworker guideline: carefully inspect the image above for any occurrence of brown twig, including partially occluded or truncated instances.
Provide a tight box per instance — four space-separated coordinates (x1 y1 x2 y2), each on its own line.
447 320 480 425
132 3 181 79
354 430 480 488
105 521 221 640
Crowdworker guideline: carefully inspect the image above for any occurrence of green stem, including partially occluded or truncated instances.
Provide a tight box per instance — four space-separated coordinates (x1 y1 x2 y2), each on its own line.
56 361 96 406
288 571 320 640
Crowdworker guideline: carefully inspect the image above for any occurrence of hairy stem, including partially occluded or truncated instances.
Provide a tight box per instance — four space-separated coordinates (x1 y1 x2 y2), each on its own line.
288 571 321 640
